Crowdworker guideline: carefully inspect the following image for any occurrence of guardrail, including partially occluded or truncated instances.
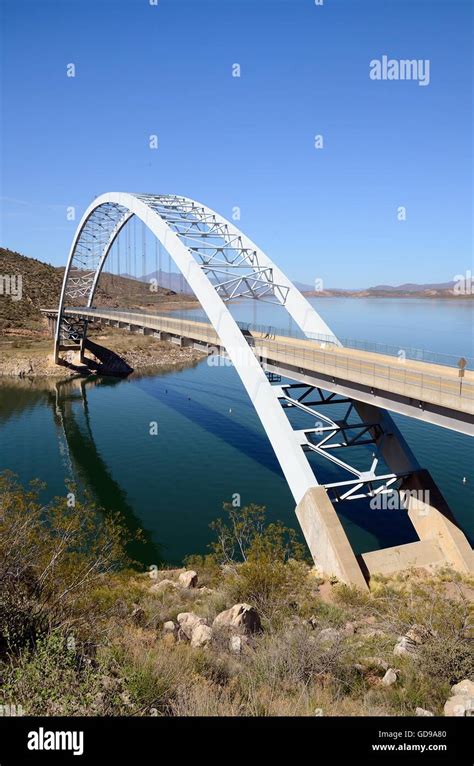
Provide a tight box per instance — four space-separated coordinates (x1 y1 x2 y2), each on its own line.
122 307 467 370
66 308 473 412
252 337 474 411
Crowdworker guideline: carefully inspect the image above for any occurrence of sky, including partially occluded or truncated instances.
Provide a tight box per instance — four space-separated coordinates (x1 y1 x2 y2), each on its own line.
0 0 472 288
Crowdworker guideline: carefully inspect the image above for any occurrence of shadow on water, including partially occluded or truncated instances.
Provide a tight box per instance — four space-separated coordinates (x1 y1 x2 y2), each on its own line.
134 374 284 477
133 372 419 550
52 375 164 566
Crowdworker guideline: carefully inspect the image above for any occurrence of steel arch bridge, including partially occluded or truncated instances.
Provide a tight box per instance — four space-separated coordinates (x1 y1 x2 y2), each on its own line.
53 192 474 588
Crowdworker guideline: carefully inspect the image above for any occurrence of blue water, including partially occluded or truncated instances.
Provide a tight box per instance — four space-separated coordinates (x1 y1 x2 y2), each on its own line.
0 298 472 564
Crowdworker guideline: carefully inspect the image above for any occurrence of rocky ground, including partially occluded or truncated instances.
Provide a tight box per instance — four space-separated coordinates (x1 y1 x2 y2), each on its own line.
22 562 467 718
1 469 473 718
0 328 205 378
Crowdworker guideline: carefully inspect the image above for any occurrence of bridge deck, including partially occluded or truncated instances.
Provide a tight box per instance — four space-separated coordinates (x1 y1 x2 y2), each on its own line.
44 308 473 427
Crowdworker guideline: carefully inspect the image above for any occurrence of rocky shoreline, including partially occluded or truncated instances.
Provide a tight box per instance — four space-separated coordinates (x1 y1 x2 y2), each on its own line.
0 331 206 378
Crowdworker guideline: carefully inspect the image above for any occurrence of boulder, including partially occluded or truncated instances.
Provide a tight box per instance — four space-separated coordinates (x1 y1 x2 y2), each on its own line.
451 679 474 697
416 707 434 717
444 694 473 717
163 620 177 635
229 634 249 654
150 579 177 593
405 624 430 645
393 636 417 657
381 668 399 687
177 612 207 640
190 624 213 648
213 603 261 635
178 570 198 589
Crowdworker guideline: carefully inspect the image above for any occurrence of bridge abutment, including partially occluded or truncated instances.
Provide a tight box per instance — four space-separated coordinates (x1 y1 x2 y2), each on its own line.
403 469 474 574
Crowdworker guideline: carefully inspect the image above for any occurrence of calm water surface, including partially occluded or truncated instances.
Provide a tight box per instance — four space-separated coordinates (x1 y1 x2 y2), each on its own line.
1 298 472 564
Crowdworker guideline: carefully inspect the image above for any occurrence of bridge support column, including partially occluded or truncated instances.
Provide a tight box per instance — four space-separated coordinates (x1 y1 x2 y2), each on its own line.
353 402 474 577
403 469 474 574
42 314 54 337
296 487 369 590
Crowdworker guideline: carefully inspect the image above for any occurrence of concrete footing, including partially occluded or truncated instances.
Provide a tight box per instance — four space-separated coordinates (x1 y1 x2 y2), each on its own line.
295 487 369 590
403 469 474 574
297 471 474 589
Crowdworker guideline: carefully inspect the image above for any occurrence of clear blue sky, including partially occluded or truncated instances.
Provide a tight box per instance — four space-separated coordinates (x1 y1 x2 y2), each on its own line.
1 0 472 287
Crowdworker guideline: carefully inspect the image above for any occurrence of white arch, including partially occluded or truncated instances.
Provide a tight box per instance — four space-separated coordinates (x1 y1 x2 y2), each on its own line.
56 192 340 503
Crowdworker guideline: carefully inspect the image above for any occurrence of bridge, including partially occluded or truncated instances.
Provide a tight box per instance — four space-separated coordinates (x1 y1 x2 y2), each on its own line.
44 192 474 588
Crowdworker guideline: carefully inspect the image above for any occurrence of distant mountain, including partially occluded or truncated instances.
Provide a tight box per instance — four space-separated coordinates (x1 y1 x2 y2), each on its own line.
369 281 455 293
299 280 469 298
142 270 193 295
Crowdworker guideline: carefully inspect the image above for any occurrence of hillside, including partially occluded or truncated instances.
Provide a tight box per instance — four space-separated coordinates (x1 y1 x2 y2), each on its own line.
1 481 472 718
0 248 197 334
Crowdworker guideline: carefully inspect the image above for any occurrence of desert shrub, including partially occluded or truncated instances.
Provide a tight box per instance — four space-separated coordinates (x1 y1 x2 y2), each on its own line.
241 625 354 692
418 634 473 687
1 631 124 716
0 471 134 658
207 503 311 624
209 502 308 565
333 583 371 608
182 553 221 587
169 680 242 716
224 558 309 624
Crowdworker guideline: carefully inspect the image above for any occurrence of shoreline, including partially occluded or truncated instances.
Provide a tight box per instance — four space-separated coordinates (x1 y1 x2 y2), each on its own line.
0 328 206 379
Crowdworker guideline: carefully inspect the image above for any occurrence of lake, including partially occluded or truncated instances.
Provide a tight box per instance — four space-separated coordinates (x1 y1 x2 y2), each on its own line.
1 297 472 565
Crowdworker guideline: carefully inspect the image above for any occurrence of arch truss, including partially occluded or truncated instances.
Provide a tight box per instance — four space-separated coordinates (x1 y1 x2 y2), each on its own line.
54 192 470 587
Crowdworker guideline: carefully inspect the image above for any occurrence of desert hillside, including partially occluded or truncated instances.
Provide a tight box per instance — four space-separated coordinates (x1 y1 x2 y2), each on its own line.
0 247 196 334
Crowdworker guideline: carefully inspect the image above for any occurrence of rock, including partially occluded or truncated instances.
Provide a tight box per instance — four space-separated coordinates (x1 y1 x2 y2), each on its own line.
163 620 177 635
178 570 198 589
304 615 319 630
150 579 177 593
382 668 399 687
131 606 146 626
120 691 132 706
444 694 473 717
229 634 249 654
343 621 357 636
318 627 340 643
177 612 207 640
190 623 213 648
451 679 474 697
213 603 261 635
416 707 434 717
405 624 430 645
198 586 214 595
393 636 417 657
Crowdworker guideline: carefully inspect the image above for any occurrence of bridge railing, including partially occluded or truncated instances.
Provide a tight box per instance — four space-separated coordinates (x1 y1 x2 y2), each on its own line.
253 337 474 410
66 308 473 409
138 308 468 370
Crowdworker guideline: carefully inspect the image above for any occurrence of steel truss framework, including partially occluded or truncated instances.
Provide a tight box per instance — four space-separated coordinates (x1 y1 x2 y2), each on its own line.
55 192 413 542
276 384 407 504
